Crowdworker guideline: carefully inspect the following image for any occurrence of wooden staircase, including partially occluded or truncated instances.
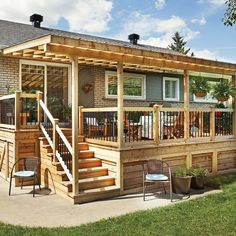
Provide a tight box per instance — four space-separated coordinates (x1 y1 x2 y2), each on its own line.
39 131 120 204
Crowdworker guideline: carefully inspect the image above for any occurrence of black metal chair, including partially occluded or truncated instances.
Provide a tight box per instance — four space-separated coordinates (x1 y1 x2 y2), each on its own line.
143 159 172 201
9 157 41 197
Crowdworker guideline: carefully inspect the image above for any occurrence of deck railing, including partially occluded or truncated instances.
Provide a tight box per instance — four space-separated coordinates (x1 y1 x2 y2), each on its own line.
79 105 235 146
81 107 118 146
0 91 41 130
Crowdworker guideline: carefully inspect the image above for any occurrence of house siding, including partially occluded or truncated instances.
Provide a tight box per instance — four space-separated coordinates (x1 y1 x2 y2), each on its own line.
0 56 19 96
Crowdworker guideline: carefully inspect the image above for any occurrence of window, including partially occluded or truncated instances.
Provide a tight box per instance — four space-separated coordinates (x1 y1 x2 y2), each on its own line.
105 71 146 99
20 60 71 120
163 77 179 101
193 81 218 103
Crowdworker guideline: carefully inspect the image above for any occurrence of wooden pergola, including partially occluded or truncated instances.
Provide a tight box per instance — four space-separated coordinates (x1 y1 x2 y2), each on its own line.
2 34 236 196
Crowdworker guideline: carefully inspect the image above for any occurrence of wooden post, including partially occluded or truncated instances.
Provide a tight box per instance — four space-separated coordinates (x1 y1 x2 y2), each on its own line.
15 91 21 130
71 56 79 196
212 150 218 175
37 91 43 125
184 70 190 142
5 142 9 179
210 107 215 141
78 106 84 136
53 118 59 163
153 104 160 144
232 74 236 137
117 62 124 149
186 152 192 169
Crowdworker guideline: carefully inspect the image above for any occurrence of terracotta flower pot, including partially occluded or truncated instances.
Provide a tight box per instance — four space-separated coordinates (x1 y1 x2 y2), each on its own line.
172 176 192 194
217 96 229 102
191 176 205 189
195 92 207 97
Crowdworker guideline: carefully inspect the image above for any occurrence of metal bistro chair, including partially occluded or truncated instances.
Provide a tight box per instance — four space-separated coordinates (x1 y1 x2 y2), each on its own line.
143 159 172 201
9 157 41 197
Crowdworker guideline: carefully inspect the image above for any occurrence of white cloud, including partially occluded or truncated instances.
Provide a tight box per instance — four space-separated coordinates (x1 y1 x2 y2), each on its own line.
208 0 225 6
115 12 199 50
197 0 225 7
193 49 218 60
0 0 113 33
193 48 234 63
155 0 166 10
191 17 206 25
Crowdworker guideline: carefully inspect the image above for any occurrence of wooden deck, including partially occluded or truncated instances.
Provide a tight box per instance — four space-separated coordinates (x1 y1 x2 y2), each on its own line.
0 92 236 203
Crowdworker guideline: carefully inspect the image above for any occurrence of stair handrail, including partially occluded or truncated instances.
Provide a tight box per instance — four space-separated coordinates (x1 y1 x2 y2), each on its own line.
39 99 73 183
55 124 73 182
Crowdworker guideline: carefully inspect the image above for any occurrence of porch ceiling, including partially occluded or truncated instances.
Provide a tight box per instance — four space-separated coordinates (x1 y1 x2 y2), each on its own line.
2 34 236 76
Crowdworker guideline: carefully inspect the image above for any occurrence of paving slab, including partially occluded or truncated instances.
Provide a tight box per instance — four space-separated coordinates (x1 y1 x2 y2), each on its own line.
0 177 222 228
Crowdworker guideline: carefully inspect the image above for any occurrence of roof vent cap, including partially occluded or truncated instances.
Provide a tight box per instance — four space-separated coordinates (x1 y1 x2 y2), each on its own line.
30 14 43 28
128 33 140 45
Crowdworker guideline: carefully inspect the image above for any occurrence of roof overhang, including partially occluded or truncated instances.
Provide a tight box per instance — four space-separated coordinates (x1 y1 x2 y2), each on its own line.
2 34 236 76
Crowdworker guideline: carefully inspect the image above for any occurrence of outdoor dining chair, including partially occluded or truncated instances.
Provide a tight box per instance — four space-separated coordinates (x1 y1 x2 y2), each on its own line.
9 157 41 197
143 159 172 201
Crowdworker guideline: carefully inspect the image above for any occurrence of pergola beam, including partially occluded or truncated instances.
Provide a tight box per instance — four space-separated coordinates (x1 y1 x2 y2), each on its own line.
47 44 235 75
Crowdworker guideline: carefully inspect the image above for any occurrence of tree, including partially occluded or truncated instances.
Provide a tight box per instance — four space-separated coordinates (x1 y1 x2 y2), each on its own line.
168 32 192 55
223 0 236 26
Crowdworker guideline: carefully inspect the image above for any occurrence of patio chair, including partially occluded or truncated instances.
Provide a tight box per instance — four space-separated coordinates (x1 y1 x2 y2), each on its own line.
9 157 41 197
143 159 172 201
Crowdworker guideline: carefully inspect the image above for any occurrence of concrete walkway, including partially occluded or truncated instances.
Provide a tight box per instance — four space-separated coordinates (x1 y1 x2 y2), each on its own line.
0 177 221 228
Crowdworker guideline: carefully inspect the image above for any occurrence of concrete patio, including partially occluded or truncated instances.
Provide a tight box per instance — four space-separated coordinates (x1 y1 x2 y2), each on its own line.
0 177 221 228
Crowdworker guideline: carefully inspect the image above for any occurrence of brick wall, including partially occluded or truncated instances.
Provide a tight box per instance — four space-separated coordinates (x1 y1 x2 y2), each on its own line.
0 56 19 96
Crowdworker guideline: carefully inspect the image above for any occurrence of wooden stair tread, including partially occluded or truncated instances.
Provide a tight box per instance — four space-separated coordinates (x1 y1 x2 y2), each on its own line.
79 175 114 183
79 186 119 194
62 176 114 186
79 158 99 163
79 166 107 172
57 166 107 176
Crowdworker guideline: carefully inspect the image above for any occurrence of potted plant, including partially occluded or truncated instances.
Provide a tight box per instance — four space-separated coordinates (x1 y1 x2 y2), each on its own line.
190 77 211 97
191 167 208 189
172 167 192 194
212 79 236 102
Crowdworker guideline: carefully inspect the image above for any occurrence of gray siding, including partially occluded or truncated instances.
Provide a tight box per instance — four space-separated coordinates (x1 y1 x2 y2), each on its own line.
146 72 184 101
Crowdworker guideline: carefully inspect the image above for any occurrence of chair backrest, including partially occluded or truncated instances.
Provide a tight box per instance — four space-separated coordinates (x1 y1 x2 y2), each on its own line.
24 158 40 172
146 159 164 174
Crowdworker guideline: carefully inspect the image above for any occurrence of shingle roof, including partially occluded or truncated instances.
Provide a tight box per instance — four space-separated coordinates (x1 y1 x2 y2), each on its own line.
0 19 184 56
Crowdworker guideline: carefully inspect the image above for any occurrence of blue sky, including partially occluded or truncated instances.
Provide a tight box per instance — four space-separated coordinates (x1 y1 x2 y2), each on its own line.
0 0 235 62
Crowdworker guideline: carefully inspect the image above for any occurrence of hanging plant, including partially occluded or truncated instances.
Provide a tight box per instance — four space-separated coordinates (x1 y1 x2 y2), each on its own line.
190 76 211 97
212 79 236 102
83 83 93 93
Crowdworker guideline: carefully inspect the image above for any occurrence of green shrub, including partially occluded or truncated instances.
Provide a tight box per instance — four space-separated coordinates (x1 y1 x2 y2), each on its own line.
172 167 192 177
191 167 208 178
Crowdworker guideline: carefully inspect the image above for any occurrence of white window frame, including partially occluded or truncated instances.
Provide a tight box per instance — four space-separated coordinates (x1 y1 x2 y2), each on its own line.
163 77 180 101
105 71 146 100
193 81 218 103
20 59 72 105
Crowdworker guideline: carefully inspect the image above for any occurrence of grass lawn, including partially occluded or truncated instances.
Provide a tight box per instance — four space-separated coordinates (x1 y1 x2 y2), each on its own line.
1 173 236 236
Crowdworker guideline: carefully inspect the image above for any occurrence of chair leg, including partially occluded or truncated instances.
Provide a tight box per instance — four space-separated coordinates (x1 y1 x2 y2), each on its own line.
9 175 13 196
33 175 36 197
162 183 167 194
143 181 146 201
21 178 24 189
36 174 41 190
170 181 173 202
